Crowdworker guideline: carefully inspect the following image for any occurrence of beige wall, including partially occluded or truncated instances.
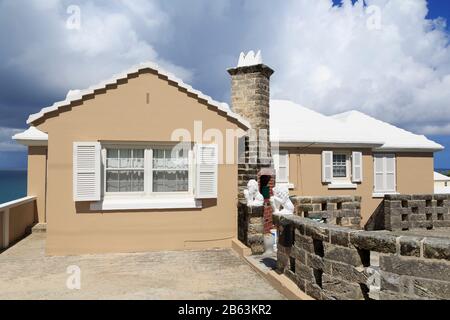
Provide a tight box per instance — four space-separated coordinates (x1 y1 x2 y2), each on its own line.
9 201 36 245
28 146 47 223
34 71 244 255
285 148 434 226
0 212 3 248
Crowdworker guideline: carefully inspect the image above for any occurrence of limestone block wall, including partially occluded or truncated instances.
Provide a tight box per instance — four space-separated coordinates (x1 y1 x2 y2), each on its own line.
275 214 450 300
384 194 450 231
238 202 265 255
291 196 362 229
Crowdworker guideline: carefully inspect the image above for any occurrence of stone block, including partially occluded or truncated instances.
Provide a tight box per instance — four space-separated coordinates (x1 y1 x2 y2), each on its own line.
381 255 450 282
304 223 329 242
411 278 450 300
295 232 315 253
423 238 450 261
433 194 449 201
379 290 413 301
291 245 307 264
322 274 365 300
342 202 361 210
306 252 325 270
329 228 351 247
380 271 403 293
399 236 422 257
433 221 450 228
412 195 433 201
385 194 412 201
295 261 315 282
329 261 368 284
385 200 402 209
350 231 397 254
324 243 365 266
305 281 322 300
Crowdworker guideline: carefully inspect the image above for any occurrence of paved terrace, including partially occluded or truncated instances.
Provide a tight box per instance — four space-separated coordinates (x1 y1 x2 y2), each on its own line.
0 234 285 300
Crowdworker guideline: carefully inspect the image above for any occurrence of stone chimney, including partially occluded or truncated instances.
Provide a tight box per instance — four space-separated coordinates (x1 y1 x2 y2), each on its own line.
228 50 275 201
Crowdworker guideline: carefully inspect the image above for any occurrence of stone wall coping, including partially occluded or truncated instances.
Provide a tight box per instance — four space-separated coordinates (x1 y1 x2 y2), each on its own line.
274 213 450 262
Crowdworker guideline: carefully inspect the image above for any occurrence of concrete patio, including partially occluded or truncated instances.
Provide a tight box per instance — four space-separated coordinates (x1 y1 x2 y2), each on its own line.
0 234 285 300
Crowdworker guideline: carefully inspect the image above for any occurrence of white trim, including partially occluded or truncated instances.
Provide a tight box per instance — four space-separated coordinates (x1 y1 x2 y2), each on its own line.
372 192 400 199
2 209 10 249
27 62 250 130
328 183 358 190
12 127 48 146
0 196 37 211
90 197 202 211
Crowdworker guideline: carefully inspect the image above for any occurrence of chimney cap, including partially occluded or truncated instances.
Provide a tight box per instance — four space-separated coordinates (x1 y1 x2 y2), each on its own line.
237 50 263 68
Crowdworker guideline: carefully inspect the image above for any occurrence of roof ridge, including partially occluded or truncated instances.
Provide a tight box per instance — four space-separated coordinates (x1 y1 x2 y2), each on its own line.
27 62 250 129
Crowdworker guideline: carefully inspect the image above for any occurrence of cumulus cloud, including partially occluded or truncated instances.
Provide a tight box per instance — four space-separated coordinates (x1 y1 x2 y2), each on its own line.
0 128 25 152
269 0 450 135
0 0 191 113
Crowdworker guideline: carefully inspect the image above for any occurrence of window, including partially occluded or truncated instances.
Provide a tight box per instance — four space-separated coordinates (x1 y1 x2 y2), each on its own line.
446 182 448 187
104 145 191 195
322 151 362 188
273 150 289 184
374 154 396 193
106 149 144 193
333 154 348 178
152 148 189 193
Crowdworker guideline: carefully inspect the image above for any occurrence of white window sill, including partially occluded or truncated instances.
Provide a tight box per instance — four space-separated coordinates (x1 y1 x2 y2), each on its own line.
328 183 358 190
372 192 399 199
90 197 203 211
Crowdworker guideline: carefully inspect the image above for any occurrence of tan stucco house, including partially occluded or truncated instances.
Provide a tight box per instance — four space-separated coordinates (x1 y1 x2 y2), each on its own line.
12 54 444 255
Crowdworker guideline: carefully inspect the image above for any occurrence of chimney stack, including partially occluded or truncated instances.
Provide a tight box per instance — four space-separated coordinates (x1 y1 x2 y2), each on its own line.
228 51 275 199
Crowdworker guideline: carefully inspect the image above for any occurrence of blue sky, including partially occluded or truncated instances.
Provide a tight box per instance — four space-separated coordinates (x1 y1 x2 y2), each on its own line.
0 0 449 170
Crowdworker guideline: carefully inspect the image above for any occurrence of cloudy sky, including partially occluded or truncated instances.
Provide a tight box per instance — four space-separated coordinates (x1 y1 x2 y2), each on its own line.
0 0 449 169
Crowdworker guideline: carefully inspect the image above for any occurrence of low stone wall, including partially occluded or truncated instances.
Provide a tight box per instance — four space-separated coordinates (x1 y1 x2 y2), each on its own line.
384 194 450 231
291 196 362 229
275 213 450 300
238 201 265 255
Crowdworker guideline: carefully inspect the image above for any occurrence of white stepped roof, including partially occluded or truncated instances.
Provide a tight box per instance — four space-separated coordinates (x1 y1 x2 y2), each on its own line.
435 172 450 182
332 111 444 151
270 100 384 146
27 62 250 129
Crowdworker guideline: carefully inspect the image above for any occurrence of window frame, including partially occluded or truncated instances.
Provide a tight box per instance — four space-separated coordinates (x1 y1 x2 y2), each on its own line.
101 143 194 199
373 153 397 194
332 152 351 182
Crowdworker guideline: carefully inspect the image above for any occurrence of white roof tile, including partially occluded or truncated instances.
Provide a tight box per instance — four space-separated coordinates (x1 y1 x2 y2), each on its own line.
332 111 444 151
434 172 450 182
27 62 251 129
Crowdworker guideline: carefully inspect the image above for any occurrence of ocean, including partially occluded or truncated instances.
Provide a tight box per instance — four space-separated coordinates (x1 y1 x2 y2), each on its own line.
0 170 27 204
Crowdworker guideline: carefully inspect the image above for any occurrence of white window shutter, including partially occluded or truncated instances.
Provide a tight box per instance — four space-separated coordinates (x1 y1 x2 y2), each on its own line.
352 152 363 183
322 151 333 183
273 150 289 184
73 142 101 202
195 144 218 199
385 154 396 192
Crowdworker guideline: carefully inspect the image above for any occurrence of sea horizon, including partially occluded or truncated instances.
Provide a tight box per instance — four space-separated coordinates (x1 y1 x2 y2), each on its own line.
0 170 27 204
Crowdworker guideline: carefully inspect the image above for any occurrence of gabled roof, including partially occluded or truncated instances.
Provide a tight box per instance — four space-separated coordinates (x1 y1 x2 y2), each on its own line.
332 111 444 152
270 100 384 147
27 62 251 129
435 172 450 182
